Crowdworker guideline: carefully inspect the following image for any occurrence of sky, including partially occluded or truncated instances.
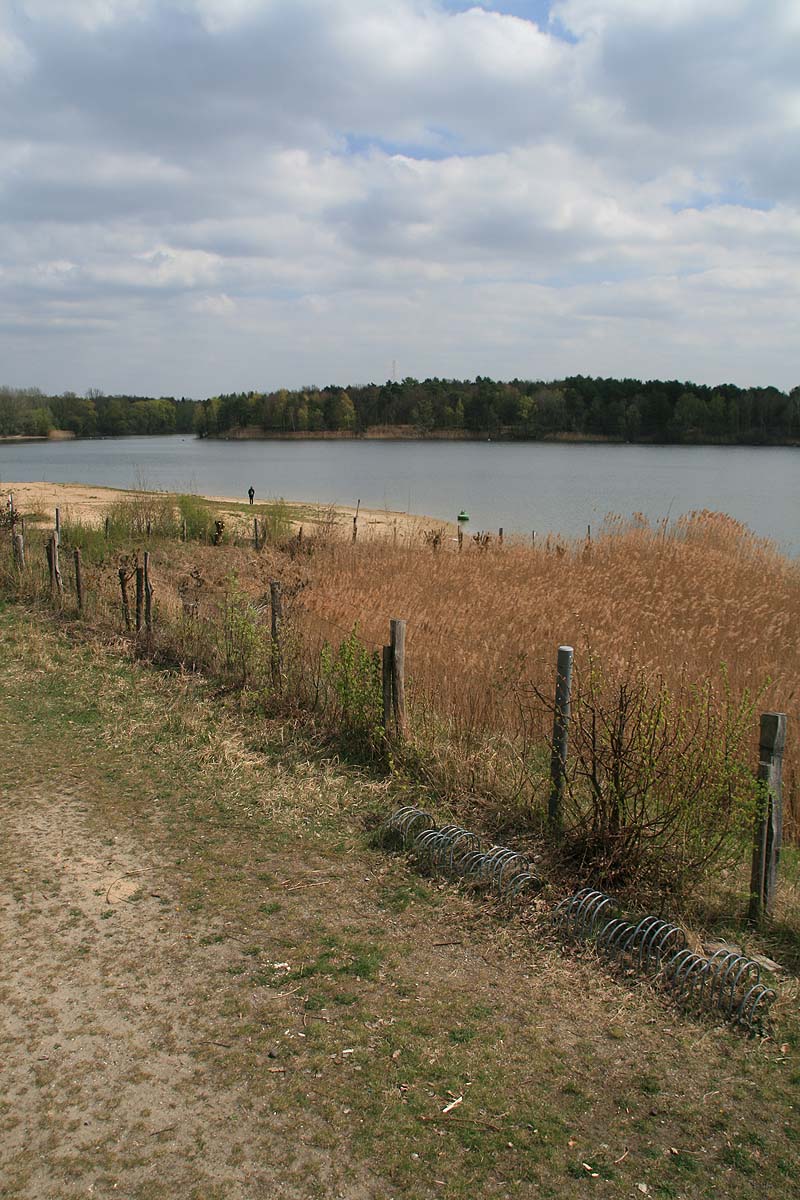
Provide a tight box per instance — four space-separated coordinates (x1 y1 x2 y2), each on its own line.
1 0 798 397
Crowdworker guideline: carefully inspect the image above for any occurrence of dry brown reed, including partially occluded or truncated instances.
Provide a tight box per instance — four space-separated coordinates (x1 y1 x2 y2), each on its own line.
293 510 800 834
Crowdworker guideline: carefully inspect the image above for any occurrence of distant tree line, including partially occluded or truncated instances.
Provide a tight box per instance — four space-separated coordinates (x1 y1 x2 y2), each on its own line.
196 376 800 444
3 377 799 444
0 387 198 438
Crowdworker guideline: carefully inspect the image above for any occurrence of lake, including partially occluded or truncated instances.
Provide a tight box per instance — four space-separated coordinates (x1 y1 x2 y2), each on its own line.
1 435 798 554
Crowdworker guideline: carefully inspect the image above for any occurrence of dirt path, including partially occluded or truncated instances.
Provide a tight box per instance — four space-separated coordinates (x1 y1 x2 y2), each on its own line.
0 782 383 1199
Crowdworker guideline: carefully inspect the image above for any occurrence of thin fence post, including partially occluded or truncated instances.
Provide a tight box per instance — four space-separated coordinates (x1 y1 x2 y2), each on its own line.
135 566 144 632
548 645 574 835
458 527 463 552
119 568 131 630
587 524 592 542
390 618 407 738
531 530 535 547
270 580 283 691
105 516 110 539
144 550 153 632
55 507 60 545
47 533 63 598
382 645 393 732
74 548 83 612
13 532 25 570
749 712 786 924
499 527 504 545
253 517 259 550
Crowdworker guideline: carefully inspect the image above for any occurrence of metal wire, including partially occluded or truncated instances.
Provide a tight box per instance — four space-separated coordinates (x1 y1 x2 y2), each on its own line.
554 889 777 1034
383 814 780 1035
382 807 543 900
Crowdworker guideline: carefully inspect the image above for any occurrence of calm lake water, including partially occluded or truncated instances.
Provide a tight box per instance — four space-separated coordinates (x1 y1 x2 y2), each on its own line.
2 436 798 554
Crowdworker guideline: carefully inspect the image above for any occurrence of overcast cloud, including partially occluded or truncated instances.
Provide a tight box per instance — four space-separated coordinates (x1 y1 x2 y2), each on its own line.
1 0 798 395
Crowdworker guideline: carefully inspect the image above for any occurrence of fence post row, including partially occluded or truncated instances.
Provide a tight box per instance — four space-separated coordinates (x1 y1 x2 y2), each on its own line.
749 711 786 924
270 580 283 691
548 644 574 835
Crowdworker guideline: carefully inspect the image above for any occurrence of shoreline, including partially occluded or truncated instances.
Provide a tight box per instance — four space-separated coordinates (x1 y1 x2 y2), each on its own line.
3 481 455 541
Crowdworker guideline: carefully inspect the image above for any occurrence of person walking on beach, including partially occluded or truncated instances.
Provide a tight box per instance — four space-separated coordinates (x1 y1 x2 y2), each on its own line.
248 486 255 505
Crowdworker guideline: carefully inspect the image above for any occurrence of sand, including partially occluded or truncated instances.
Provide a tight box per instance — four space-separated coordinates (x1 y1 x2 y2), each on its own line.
3 480 454 541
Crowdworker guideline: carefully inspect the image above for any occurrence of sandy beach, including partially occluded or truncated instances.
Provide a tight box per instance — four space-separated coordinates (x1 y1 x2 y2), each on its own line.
3 480 454 541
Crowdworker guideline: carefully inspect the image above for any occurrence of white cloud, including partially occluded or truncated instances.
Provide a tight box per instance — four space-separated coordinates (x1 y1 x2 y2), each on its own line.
0 0 798 393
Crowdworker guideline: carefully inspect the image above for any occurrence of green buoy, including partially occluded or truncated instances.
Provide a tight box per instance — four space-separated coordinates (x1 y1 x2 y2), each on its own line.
457 510 469 522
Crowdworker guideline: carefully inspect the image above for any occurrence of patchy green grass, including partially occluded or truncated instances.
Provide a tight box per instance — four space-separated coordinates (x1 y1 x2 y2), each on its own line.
0 603 798 1200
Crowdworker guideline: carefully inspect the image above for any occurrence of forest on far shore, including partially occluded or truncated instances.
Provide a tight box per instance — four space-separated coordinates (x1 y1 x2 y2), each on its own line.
2 375 799 444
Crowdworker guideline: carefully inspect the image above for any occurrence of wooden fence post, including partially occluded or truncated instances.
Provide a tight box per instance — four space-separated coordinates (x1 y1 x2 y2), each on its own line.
548 645 574 835
13 533 25 570
55 507 60 545
390 618 407 738
46 534 63 599
74 548 83 612
499 527 504 545
382 644 393 733
253 517 259 550
270 580 283 691
749 712 786 924
458 527 463 552
144 550 153 632
105 516 110 539
119 568 131 630
135 566 144 632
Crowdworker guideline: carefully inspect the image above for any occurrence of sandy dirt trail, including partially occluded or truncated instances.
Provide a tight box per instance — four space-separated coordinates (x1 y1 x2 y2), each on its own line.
0 783 381 1199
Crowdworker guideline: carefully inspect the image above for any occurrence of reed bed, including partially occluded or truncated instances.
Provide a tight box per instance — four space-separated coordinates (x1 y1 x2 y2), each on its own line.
294 511 800 836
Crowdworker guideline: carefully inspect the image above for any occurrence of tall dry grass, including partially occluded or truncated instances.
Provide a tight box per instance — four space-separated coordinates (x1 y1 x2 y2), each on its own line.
293 511 799 833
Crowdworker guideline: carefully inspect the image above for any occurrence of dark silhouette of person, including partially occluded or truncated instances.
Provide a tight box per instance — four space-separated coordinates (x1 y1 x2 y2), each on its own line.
248 486 255 505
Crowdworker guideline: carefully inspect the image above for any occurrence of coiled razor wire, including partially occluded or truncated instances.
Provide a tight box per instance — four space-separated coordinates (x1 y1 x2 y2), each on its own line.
382 811 779 1035
554 888 777 1033
383 807 543 901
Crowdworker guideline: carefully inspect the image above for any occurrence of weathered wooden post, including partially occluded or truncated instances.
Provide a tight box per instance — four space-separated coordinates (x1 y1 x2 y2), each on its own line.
749 712 786 924
253 517 259 550
548 645 574 835
105 515 110 539
587 524 592 542
390 618 407 738
119 568 131 630
55 507 61 545
74 548 83 612
270 580 283 691
143 550 153 632
353 499 360 543
531 530 535 547
382 644 393 733
458 527 463 552
46 533 63 598
13 533 25 570
135 565 144 632
146 519 152 539
499 527 504 545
